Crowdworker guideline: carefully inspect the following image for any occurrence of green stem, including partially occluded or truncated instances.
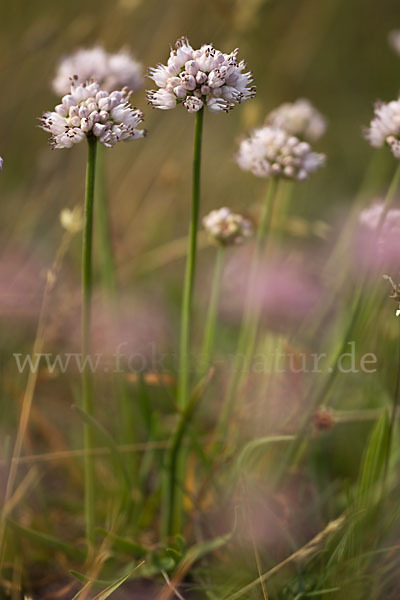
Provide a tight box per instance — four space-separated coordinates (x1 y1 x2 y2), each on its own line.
165 108 204 538
82 135 97 550
177 108 204 409
383 321 400 485
95 144 116 296
217 178 279 441
95 145 137 503
199 247 225 374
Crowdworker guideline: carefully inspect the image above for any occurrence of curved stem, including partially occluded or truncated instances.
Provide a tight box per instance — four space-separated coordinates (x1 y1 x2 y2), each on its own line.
82 135 97 550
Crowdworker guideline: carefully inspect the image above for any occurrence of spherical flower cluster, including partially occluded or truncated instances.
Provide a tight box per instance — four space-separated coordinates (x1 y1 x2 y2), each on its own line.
203 207 254 246
236 126 326 181
388 30 400 56
40 80 145 149
147 36 256 113
60 206 83 234
265 98 327 142
52 47 143 96
365 98 400 158
359 203 400 232
356 203 400 271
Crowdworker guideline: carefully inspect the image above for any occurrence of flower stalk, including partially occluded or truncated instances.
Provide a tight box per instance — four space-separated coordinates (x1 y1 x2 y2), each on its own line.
178 107 204 410
164 107 204 538
82 135 97 549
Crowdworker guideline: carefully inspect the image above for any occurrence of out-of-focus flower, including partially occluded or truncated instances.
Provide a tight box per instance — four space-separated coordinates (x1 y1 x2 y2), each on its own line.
0 246 44 319
60 206 83 234
222 247 322 325
0 156 3 171
312 408 335 431
359 203 400 231
40 80 145 149
365 98 400 158
203 207 253 246
265 98 327 142
236 126 326 180
388 30 400 55
356 202 400 270
147 36 256 113
52 47 143 96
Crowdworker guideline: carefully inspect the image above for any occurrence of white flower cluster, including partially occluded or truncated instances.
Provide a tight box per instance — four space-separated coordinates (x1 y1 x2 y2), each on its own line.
265 98 327 142
40 81 145 149
365 98 400 158
52 47 143 96
60 206 83 234
236 126 326 180
147 37 256 113
359 203 400 233
203 207 253 246
389 30 400 56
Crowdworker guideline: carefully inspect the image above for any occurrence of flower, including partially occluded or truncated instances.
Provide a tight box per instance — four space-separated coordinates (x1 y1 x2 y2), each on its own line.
203 207 254 246
40 80 145 149
147 36 256 113
52 46 143 96
356 202 400 271
60 206 83 233
265 98 327 142
236 125 326 180
388 30 400 55
359 203 400 232
0 157 3 172
364 98 400 158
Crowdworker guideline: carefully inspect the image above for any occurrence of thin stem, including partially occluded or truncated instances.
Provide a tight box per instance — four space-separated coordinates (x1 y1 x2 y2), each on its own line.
177 107 204 410
383 322 400 485
217 178 279 442
95 144 116 296
163 108 204 538
95 145 137 505
199 247 225 374
82 135 97 550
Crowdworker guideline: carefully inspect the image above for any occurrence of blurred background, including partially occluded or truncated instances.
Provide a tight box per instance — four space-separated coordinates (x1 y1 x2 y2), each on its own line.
1 1 400 596
1 0 400 258
1 0 399 356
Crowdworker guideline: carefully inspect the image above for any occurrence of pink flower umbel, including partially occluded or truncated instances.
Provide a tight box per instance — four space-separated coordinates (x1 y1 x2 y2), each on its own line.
52 46 143 96
40 80 145 149
236 125 326 180
147 36 256 113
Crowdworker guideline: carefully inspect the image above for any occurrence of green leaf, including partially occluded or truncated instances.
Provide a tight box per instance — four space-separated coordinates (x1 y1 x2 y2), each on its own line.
236 435 295 472
357 410 390 509
72 404 132 493
92 563 144 600
96 528 148 558
8 520 85 561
